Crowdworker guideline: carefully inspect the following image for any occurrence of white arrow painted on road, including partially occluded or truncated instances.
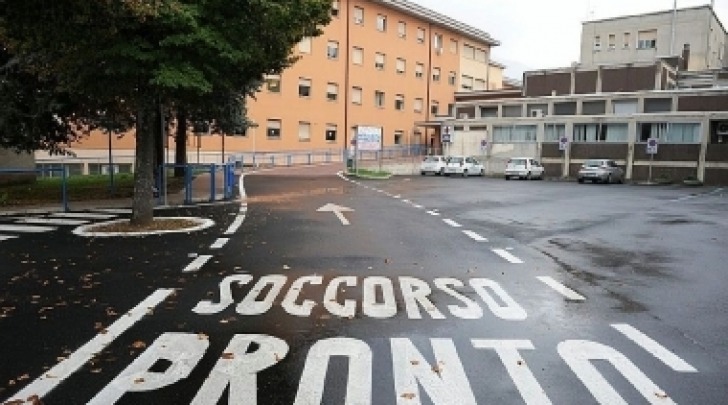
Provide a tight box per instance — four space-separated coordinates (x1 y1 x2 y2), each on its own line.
317 203 354 226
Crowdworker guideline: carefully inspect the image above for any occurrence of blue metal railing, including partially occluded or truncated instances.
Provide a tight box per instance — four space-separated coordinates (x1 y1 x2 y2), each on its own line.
156 163 236 205
0 167 69 211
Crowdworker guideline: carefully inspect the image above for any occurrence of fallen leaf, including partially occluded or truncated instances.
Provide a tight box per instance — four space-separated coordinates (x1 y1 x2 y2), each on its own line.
134 377 145 384
131 341 146 349
410 360 419 366
401 393 416 400
221 352 235 360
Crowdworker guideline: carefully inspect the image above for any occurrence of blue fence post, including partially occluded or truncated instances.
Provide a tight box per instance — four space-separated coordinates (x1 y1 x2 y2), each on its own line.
61 166 69 212
227 164 235 199
287 155 292 167
184 165 192 204
210 164 216 202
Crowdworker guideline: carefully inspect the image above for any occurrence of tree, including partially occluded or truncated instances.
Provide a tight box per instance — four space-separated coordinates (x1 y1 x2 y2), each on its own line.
0 0 332 225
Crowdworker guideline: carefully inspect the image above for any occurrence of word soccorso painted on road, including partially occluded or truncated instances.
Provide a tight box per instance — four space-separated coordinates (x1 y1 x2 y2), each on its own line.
85 275 696 405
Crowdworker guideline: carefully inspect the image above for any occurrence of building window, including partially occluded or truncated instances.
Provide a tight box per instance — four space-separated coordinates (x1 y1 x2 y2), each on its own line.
493 125 537 142
463 44 475 59
433 33 443 53
415 63 424 78
432 67 440 82
265 75 281 93
474 79 486 91
608 34 616 50
475 48 487 63
623 32 631 49
298 78 311 97
298 122 311 142
448 71 456 86
573 123 628 142
327 41 339 59
431 101 439 115
352 87 362 105
395 94 404 110
396 58 406 74
637 29 657 49
325 124 337 142
414 98 423 113
394 130 404 145
594 35 601 51
398 21 406 38
450 39 458 54
461 75 473 90
377 14 387 32
638 123 700 143
353 6 364 24
267 119 281 139
544 124 567 142
331 0 340 17
375 52 385 70
299 37 312 54
375 91 385 108
417 27 425 43
326 83 338 101
352 47 363 65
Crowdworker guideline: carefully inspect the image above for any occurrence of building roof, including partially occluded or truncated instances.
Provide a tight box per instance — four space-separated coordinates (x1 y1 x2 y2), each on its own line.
374 0 500 47
582 5 726 36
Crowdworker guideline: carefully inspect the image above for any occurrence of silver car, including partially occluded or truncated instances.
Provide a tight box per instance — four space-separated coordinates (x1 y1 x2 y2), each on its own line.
420 155 447 175
577 159 625 184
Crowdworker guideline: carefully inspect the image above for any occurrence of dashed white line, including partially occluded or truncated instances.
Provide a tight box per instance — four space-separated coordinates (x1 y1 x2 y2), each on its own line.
224 215 246 235
537 276 585 301
0 224 57 233
611 324 698 373
492 249 524 264
15 218 89 226
50 212 118 220
183 255 213 273
0 235 18 242
463 230 488 242
393 195 401 199
443 219 462 228
4 288 175 403
210 238 229 249
426 210 441 216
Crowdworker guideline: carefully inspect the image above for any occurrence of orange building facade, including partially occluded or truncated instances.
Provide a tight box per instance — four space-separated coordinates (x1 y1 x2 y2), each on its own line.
37 0 502 173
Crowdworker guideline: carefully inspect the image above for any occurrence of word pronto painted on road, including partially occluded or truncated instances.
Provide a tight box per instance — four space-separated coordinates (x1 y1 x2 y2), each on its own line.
88 331 691 405
192 275 527 320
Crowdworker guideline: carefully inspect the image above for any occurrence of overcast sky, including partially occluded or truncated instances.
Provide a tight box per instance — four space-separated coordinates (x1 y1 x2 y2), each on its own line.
413 0 728 78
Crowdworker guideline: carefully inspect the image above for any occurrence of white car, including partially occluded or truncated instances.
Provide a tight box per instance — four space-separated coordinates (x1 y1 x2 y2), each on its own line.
504 157 545 180
444 156 484 177
419 155 447 175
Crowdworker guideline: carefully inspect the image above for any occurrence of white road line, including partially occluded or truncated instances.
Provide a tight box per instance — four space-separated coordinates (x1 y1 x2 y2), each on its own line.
611 324 698 373
402 199 411 204
443 219 462 228
537 276 585 301
492 249 524 264
224 215 246 235
412 204 424 209
210 238 229 249
426 210 441 216
0 235 18 242
393 195 401 199
4 288 175 403
15 218 90 226
51 212 117 220
463 230 488 242
93 208 132 214
183 255 213 273
0 224 57 233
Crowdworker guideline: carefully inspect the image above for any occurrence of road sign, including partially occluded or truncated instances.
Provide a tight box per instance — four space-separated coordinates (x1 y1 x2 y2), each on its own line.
441 125 453 143
646 137 658 155
480 139 487 150
559 136 569 151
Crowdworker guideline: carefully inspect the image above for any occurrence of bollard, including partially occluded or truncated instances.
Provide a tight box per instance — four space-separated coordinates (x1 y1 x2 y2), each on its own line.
185 165 192 204
210 164 216 202
61 166 69 212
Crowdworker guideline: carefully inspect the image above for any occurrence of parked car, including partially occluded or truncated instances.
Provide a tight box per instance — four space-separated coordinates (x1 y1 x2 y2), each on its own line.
420 155 447 176
504 157 545 180
577 159 625 184
444 156 484 177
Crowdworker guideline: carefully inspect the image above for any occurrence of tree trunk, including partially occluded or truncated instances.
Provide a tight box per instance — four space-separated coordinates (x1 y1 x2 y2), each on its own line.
174 110 188 177
131 97 157 226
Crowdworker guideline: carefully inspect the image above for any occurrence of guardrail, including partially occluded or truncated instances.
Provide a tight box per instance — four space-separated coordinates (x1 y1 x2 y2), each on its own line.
0 167 69 211
156 163 236 206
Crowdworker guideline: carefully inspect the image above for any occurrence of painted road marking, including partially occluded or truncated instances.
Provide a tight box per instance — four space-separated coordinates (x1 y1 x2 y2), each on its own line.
93 208 132 214
51 212 118 220
224 215 246 235
412 204 424 209
463 230 487 242
15 218 90 226
443 219 462 228
0 224 57 233
183 255 214 273
0 235 18 242
492 249 524 264
537 276 586 301
427 210 441 216
210 238 229 249
317 203 354 226
4 288 175 403
611 324 697 373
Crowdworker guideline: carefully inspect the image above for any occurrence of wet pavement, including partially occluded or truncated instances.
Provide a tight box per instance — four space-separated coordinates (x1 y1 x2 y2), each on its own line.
1 165 726 404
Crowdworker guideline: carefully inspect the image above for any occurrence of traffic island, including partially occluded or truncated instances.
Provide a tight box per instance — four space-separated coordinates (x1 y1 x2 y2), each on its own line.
73 217 214 237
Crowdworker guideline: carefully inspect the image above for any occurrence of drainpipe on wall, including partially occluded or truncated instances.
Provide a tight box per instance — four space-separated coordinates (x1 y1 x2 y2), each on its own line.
343 1 351 158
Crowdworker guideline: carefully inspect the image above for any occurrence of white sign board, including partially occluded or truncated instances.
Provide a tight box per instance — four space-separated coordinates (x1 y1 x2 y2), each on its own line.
559 136 569 151
646 137 659 155
441 125 453 143
356 126 382 151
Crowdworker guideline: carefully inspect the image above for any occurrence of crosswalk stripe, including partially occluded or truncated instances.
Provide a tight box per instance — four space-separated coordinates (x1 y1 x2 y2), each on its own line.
50 212 117 220
0 224 57 233
537 276 585 301
92 208 132 214
463 230 488 242
0 235 18 242
492 249 524 264
15 218 90 226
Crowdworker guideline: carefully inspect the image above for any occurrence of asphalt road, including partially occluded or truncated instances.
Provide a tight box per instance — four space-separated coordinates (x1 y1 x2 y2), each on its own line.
1 165 726 404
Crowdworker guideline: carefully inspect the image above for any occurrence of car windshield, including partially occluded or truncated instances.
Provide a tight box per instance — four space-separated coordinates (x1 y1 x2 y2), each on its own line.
449 157 463 164
509 159 526 166
583 160 603 167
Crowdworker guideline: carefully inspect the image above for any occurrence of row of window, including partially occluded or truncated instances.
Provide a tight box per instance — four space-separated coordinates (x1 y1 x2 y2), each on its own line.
261 119 410 145
491 122 700 143
472 97 675 119
327 1 489 61
593 29 657 51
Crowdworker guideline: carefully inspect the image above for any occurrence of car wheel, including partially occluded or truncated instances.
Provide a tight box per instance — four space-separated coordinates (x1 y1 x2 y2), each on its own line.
505 175 510 180
444 173 450 177
438 168 444 176
462 170 468 178
578 178 584 184
607 174 612 184
525 172 532 180
420 171 426 176
480 169 485 177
